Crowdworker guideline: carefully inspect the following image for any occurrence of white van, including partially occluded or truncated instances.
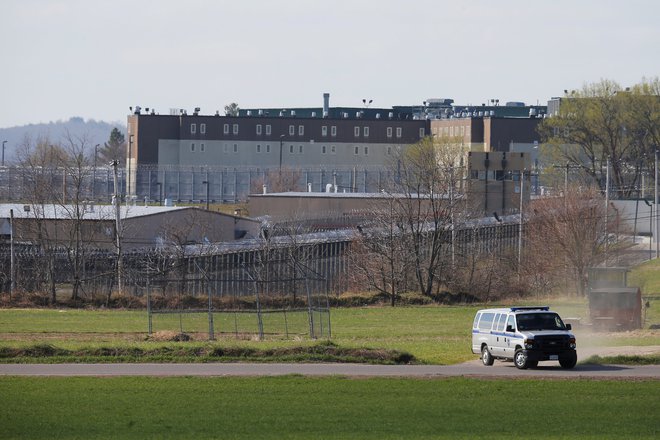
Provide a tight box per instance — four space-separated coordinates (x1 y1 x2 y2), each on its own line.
471 306 577 369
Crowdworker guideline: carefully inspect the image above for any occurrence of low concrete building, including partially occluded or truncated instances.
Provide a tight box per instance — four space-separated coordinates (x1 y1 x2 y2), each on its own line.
0 204 260 251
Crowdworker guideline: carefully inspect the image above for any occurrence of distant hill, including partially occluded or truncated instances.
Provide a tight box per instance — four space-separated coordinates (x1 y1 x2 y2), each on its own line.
0 117 126 163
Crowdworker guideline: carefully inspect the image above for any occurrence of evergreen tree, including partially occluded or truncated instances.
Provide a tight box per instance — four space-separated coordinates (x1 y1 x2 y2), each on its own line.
98 127 126 164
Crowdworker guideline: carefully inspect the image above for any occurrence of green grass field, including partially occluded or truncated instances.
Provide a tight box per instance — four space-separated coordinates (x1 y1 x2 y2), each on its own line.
1 300 659 364
0 376 657 440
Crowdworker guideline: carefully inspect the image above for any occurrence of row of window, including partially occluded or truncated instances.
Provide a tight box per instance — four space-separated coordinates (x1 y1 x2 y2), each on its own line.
189 143 394 156
432 125 467 137
190 123 423 138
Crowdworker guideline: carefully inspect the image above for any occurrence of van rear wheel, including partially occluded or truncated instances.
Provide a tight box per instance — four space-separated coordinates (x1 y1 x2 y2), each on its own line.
481 346 494 366
514 349 530 369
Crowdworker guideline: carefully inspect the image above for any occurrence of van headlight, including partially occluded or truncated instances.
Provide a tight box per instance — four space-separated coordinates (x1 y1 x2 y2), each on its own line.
524 339 534 349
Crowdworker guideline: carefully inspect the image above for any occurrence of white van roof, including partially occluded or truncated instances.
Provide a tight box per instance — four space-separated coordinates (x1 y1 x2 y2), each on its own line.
477 306 550 314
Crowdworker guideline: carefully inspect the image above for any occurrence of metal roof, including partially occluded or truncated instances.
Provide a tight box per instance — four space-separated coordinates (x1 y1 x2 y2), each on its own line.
0 203 189 221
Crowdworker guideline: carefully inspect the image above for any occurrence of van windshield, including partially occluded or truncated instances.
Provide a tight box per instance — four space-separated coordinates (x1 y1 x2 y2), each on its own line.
516 313 566 331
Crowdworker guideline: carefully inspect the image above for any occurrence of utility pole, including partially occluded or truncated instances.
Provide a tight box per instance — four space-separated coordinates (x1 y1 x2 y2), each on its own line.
10 209 15 300
111 160 123 293
653 148 660 258
518 169 525 269
605 158 610 265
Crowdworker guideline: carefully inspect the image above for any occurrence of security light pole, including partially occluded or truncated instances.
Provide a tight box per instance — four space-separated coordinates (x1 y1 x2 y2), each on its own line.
92 144 99 199
279 135 285 174
202 180 210 210
111 160 122 293
1 140 7 166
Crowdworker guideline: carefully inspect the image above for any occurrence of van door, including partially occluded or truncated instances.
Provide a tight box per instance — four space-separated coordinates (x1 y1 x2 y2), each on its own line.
503 314 516 357
490 313 507 356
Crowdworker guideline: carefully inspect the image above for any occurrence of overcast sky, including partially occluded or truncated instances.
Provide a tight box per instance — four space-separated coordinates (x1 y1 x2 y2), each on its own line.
1 0 658 128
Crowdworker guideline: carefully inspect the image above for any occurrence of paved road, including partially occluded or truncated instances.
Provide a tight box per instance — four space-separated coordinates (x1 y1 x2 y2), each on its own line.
1 361 659 378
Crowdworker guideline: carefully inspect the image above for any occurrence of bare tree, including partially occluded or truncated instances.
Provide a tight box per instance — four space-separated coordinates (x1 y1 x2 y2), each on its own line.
354 137 464 299
349 196 412 306
526 185 610 296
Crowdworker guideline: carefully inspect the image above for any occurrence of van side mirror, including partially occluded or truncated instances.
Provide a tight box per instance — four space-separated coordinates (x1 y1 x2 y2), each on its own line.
565 324 572 330
506 325 514 333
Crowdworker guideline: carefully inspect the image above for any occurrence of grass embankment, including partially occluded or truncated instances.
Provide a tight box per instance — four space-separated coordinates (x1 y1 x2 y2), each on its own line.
582 354 660 365
1 376 658 440
0 340 414 364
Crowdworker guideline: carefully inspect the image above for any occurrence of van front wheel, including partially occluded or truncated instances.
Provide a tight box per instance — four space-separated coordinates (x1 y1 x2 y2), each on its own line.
481 346 494 366
514 349 530 369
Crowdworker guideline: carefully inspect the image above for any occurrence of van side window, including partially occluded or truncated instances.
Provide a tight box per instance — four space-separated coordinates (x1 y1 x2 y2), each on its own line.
496 314 507 331
478 312 495 331
506 315 515 332
473 313 482 329
493 314 501 330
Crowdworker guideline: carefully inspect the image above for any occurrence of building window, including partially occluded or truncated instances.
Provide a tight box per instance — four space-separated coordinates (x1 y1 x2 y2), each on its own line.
331 126 337 137
354 126 360 137
387 146 392 155
266 144 271 153
232 124 239 135
191 143 195 152
224 143 228 153
363 127 369 137
322 145 326 154
364 146 369 155
224 124 229 134
354 146 359 155
256 124 262 135
289 125 295 135
460 126 465 136
289 144 294 154
322 126 328 137
396 127 402 138
233 144 238 153
331 145 336 154
299 145 303 154
387 127 393 138
191 123 196 134
266 125 271 135
200 123 206 134
298 125 304 136
450 126 454 136
419 128 425 137
256 144 261 153
200 143 205 152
